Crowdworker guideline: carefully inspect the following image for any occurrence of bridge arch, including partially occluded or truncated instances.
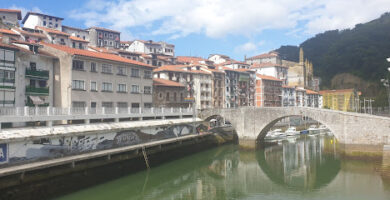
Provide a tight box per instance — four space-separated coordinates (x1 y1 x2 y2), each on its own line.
199 107 343 148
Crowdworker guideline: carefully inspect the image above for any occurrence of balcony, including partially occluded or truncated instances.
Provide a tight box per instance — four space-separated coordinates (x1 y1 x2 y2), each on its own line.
25 69 49 80
26 86 49 96
0 78 15 84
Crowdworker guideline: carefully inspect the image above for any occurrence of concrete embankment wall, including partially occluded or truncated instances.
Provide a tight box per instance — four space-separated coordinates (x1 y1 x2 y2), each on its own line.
0 118 231 200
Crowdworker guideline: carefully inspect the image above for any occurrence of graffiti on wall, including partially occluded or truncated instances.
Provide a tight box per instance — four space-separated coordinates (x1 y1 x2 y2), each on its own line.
3 123 200 167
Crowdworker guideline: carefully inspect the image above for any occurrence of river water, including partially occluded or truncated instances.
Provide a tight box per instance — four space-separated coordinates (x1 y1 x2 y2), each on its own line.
56 135 390 200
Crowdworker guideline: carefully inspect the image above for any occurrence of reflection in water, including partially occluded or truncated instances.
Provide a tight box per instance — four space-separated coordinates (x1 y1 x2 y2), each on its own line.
56 136 390 200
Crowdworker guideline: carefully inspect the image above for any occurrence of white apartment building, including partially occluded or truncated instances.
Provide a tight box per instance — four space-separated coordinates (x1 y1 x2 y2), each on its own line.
245 52 282 65
220 60 250 70
208 54 231 64
250 62 288 85
0 9 22 27
22 12 63 31
282 86 296 107
124 40 175 56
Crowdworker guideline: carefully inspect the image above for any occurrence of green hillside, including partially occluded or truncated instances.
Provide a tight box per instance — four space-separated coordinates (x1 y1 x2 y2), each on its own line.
275 13 390 106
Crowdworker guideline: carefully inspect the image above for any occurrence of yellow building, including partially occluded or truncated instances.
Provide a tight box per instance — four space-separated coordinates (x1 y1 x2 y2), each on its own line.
319 89 360 112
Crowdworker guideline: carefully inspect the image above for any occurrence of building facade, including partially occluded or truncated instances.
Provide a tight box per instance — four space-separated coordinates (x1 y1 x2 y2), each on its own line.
42 43 154 109
255 74 282 107
22 12 64 31
319 89 360 111
153 78 189 108
87 27 120 49
0 9 22 27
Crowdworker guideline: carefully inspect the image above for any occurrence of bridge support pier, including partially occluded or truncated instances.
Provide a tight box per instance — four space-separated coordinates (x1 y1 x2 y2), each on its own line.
239 139 257 150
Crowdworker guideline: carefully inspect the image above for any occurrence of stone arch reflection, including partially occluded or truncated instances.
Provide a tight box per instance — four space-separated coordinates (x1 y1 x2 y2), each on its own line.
256 136 341 191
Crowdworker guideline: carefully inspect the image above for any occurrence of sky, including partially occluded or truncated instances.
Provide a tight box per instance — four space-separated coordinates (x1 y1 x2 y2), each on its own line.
2 0 390 60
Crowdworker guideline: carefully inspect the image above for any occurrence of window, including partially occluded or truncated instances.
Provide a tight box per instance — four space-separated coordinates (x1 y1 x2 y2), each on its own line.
90 62 97 72
72 80 85 90
102 82 113 92
90 81 97 91
109 33 113 38
55 24 58 28
102 64 112 74
117 102 128 108
43 16 46 19
79 43 83 49
43 21 46 26
131 85 139 93
131 103 139 108
49 17 52 20
72 60 84 70
104 40 107 45
118 84 127 92
144 103 152 108
60 38 65 45
72 42 75 48
72 101 86 108
144 70 152 79
102 102 113 108
117 66 126 75
29 62 36 70
109 41 112 46
104 33 108 37
144 86 151 94
131 68 140 77
166 92 170 101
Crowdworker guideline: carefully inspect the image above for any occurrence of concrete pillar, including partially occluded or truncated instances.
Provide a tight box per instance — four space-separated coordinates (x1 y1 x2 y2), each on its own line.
115 107 118 114
114 118 119 123
238 139 257 150
85 119 90 124
46 121 53 127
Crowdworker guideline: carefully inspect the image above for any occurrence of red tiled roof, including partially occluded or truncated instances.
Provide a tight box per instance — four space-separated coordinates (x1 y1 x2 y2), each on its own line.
0 29 20 36
0 9 22 20
0 42 20 50
319 89 356 95
42 42 154 68
87 27 120 33
256 74 282 81
153 78 185 87
36 26 69 37
176 56 205 64
153 65 211 74
250 62 287 69
306 89 319 95
282 85 295 89
247 52 278 60
219 60 248 66
88 46 118 54
18 29 46 38
69 36 88 43
62 25 89 32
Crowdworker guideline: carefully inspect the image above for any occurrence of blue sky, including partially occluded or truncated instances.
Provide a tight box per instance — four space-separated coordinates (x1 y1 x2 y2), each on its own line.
2 0 390 60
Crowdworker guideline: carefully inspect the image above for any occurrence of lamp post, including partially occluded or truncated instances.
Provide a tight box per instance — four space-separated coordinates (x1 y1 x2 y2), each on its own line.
381 58 390 115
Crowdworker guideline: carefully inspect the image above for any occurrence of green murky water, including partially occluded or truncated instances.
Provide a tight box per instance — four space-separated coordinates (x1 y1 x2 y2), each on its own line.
56 135 390 200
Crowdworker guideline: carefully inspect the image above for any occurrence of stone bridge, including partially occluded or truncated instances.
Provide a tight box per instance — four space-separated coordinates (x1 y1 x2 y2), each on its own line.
199 107 390 149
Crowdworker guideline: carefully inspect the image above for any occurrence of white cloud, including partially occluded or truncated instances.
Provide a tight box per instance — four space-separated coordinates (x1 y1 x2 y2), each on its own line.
69 0 390 39
235 42 257 53
9 5 42 19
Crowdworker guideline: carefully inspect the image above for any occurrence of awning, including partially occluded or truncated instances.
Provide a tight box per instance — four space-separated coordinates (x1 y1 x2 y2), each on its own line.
29 96 44 105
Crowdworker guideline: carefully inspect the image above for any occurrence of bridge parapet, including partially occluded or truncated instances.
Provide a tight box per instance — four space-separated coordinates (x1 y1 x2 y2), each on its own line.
199 107 390 150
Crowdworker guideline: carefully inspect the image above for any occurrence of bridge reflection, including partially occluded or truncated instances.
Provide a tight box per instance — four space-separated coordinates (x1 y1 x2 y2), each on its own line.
57 136 390 200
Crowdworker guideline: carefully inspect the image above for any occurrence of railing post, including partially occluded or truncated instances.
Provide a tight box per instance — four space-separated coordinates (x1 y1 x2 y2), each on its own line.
24 106 28 116
35 106 39 116
128 107 131 114
139 107 142 114
85 107 89 115
102 107 105 115
46 106 50 116
115 107 118 114
151 107 154 114
171 107 173 113
180 107 183 118
68 107 71 115
162 107 165 119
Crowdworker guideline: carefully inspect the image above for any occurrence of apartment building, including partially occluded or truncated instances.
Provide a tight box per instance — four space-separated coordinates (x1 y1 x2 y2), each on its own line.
224 68 239 108
319 89 360 111
152 78 189 108
87 27 120 49
210 69 225 108
124 40 175 56
0 42 18 107
0 9 22 27
296 87 306 107
36 26 70 46
306 89 321 108
12 28 47 43
220 60 250 70
62 25 89 41
22 12 63 31
255 74 282 107
282 86 296 107
250 62 288 85
208 54 231 64
153 65 212 109
245 52 282 65
42 42 154 109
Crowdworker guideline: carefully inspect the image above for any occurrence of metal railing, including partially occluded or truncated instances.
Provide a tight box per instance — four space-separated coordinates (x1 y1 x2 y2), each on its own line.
0 106 194 125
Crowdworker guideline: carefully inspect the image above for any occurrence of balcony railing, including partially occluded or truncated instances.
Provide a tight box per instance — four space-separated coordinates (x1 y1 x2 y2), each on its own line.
0 78 15 84
25 68 49 80
25 86 49 95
